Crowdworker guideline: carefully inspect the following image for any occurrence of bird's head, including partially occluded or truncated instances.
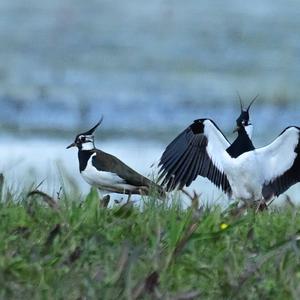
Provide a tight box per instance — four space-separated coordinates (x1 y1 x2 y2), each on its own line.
66 117 103 151
234 95 258 138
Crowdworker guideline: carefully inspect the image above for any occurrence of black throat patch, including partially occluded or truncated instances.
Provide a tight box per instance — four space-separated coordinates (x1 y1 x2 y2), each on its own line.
226 127 255 158
78 150 94 172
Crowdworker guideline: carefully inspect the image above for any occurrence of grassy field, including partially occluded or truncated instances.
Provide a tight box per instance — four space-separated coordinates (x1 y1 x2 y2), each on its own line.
0 178 300 300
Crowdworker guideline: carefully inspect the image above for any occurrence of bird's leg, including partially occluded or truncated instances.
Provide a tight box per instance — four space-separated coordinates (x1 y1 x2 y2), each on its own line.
255 198 268 213
101 195 110 208
265 196 276 207
126 192 132 203
98 190 110 207
137 186 149 197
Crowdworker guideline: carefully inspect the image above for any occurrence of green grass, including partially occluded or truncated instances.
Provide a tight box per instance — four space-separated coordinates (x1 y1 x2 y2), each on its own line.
0 183 300 300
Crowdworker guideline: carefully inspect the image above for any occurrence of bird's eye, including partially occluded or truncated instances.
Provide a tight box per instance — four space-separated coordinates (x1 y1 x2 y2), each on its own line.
80 136 86 142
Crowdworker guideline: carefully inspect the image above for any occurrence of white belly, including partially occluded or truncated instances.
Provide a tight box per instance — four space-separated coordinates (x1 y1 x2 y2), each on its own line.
81 167 124 186
80 155 139 193
224 152 265 201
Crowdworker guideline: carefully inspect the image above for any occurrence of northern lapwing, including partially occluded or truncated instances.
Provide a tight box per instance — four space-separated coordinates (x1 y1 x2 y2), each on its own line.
158 97 257 194
159 100 300 203
67 118 165 199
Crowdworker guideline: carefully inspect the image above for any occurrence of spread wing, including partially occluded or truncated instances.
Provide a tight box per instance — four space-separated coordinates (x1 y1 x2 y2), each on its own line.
158 119 232 194
255 126 300 198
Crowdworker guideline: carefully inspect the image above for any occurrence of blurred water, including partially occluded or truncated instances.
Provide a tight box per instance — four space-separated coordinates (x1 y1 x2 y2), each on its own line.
0 0 300 202
0 0 300 136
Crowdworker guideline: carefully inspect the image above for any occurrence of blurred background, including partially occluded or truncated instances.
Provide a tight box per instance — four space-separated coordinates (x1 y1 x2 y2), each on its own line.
0 0 300 202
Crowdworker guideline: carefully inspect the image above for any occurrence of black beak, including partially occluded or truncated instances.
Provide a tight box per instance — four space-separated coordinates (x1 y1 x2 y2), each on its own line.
66 142 76 149
81 116 104 135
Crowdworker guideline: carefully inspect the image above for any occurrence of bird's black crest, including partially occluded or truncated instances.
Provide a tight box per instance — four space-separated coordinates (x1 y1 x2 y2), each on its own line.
80 116 104 136
235 94 258 126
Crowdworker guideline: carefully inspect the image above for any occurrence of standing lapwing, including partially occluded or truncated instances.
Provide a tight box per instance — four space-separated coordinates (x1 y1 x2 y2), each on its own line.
158 98 257 192
158 101 300 203
67 118 165 199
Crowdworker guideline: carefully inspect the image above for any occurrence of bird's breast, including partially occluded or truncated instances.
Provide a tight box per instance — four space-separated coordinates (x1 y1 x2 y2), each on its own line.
223 152 265 201
81 156 125 187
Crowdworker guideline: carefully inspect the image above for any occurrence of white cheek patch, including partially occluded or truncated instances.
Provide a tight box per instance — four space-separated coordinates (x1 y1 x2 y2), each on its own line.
81 141 94 151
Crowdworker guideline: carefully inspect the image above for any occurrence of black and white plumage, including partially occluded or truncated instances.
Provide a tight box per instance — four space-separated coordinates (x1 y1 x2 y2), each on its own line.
67 118 165 197
159 119 233 193
226 96 256 158
158 99 256 193
158 107 300 202
256 127 300 199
